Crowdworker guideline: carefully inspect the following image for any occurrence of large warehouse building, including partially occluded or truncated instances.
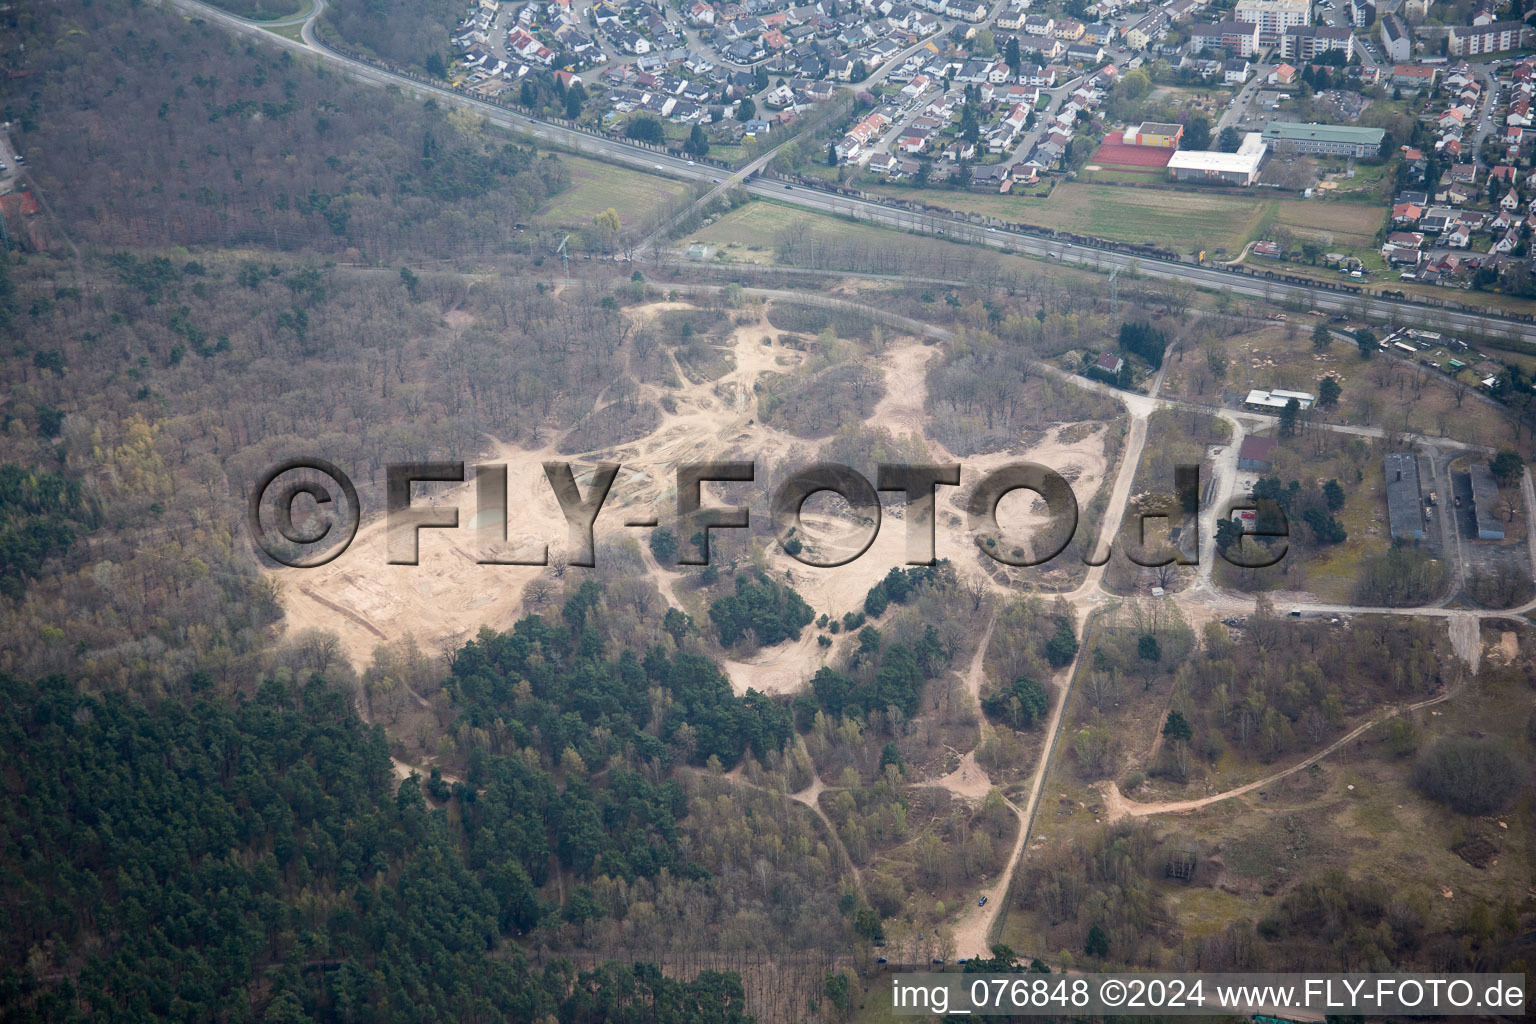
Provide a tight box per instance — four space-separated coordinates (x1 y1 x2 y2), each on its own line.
1167 132 1268 185
1261 121 1385 158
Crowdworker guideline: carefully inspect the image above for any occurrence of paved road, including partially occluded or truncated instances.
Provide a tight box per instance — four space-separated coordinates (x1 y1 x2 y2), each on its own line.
162 0 1536 345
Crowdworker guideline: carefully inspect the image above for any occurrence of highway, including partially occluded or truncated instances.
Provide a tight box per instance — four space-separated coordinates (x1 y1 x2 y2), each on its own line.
162 0 1536 345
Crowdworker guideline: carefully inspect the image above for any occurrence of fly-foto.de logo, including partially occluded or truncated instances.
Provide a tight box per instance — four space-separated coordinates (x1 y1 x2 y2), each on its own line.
247 459 1289 570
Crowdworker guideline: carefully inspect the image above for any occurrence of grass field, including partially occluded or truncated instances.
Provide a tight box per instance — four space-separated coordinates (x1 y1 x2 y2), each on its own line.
689 200 1126 294
1263 198 1387 250
865 183 1269 255
860 182 1389 260
532 154 692 229
691 202 875 260
690 200 992 267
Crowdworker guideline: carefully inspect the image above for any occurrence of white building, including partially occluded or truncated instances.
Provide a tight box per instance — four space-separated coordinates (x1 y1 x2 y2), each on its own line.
1234 0 1310 35
1167 132 1268 185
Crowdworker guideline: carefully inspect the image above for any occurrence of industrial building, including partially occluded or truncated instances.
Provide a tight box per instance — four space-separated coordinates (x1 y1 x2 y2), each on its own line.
1384 453 1424 541
1261 121 1386 158
1468 463 1505 540
1167 132 1268 185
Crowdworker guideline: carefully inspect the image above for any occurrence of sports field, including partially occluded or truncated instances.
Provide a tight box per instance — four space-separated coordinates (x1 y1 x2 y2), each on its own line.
1089 139 1174 169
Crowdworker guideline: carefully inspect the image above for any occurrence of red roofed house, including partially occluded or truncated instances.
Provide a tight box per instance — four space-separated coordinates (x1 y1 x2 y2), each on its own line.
1236 435 1277 472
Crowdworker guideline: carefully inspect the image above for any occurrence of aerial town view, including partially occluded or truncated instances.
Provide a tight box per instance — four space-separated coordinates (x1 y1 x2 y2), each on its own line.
0 0 1532 1017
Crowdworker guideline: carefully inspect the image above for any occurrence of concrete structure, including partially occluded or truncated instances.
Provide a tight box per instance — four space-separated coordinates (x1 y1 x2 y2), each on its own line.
1190 20 1262 57
1279 24 1355 61
1384 452 1424 541
1468 463 1506 539
1447 20 1534 56
1236 435 1277 472
1234 0 1310 35
1261 121 1385 158
1167 132 1268 185
1126 120 1185 147
1380 13 1411 62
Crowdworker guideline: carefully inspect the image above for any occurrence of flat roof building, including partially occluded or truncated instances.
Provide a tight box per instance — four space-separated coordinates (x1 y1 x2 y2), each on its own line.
1245 388 1315 410
1385 453 1424 541
1190 20 1262 57
1262 121 1386 158
1280 24 1354 61
1126 121 1185 147
1468 463 1505 539
1234 0 1311 34
1167 132 1267 185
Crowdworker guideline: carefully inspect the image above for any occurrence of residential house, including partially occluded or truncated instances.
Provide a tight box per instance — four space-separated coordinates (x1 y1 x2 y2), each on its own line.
1191 20 1261 58
1380 13 1410 61
1279 24 1353 61
1447 21 1533 56
1391 63 1437 90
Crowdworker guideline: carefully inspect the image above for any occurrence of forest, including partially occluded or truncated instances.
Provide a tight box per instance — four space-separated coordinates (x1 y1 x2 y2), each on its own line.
0 671 753 1023
6 0 566 259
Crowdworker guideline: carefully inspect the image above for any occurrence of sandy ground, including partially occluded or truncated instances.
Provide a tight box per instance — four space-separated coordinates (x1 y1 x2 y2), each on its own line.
273 306 1117 698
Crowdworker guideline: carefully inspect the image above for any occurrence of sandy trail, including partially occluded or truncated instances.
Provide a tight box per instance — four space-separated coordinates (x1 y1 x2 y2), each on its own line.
948 791 1025 959
1098 673 1473 822
869 342 937 438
